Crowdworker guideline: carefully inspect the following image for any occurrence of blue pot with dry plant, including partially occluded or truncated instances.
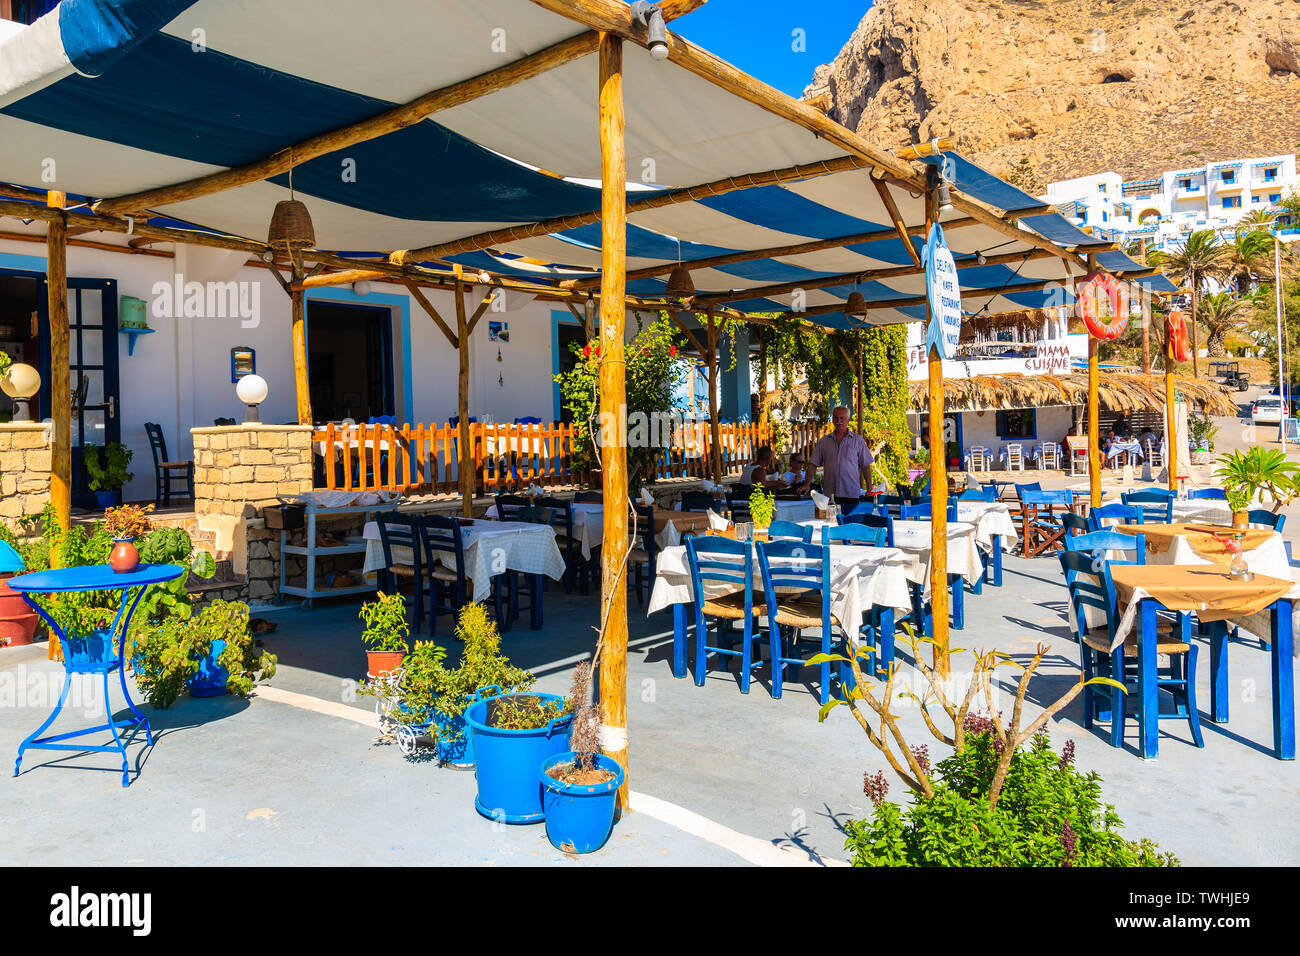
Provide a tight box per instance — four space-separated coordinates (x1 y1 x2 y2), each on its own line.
540 752 624 853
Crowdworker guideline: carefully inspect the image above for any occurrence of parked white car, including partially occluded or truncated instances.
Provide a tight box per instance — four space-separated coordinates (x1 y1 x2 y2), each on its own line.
1252 395 1285 425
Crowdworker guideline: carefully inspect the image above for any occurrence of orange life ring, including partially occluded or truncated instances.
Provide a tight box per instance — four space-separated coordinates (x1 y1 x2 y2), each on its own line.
1166 310 1191 363
1075 272 1130 340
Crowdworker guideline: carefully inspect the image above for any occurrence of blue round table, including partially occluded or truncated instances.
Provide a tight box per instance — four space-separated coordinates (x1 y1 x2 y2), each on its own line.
9 563 184 787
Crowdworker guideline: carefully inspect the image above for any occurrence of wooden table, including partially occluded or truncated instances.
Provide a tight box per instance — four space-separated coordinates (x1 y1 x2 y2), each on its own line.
1110 564 1295 760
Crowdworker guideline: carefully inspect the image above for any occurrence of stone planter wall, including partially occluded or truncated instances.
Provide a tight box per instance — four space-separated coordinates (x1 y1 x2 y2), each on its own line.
0 422 53 532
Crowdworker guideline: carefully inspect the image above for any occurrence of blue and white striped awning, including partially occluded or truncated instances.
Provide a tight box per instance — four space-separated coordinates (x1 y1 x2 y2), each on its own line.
0 0 1169 328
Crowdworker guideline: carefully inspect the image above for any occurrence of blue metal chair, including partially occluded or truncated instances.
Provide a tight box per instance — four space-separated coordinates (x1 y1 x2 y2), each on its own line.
375 513 425 632
1247 509 1286 532
1087 502 1144 532
821 523 887 548
684 536 765 692
1188 487 1227 500
899 501 958 521
1059 550 1201 749
767 519 811 543
1121 489 1175 523
755 539 846 704
838 511 894 547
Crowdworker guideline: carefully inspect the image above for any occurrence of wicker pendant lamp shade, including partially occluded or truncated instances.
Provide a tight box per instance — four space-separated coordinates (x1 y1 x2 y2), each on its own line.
666 264 695 303
844 290 868 318
267 198 316 252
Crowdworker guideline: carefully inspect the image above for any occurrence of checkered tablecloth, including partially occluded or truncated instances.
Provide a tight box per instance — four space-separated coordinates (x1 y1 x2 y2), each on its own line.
647 543 913 647
362 519 565 604
890 520 982 596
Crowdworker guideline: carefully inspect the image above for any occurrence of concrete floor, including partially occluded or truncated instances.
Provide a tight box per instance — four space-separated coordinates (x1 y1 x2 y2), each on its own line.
2 544 1297 866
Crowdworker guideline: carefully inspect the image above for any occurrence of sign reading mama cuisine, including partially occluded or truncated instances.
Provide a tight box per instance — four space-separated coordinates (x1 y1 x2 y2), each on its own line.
907 341 1077 378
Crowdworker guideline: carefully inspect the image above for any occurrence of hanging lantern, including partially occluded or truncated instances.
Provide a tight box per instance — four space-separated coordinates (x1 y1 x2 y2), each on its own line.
1166 310 1191 363
267 199 316 253
844 290 868 318
1074 271 1129 340
665 264 695 304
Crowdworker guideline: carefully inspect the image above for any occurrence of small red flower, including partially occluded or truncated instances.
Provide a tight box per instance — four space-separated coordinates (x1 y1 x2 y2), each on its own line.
669 345 678 357
582 345 591 358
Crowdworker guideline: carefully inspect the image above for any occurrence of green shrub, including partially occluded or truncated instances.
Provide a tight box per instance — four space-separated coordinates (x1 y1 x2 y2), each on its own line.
358 591 410 654
84 442 134 492
845 730 1178 867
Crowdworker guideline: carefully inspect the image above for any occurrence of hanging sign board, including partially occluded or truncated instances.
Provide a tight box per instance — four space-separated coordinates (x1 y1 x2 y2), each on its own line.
1166 310 1191 363
1075 271 1130 340
922 223 962 359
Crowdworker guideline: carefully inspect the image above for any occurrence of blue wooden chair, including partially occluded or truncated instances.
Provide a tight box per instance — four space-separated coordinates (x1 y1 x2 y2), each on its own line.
767 519 811 543
838 511 893 547
1019 489 1072 557
413 514 475 635
1014 481 1042 500
494 493 530 521
1121 489 1175 523
538 495 589 594
1063 529 1146 564
877 494 909 516
843 501 886 517
1188 487 1227 500
630 503 656 605
755 539 847 705
821 523 887 548
1059 550 1201 749
1061 510 1089 538
1087 502 1144 532
574 490 603 504
1247 509 1286 532
684 536 766 692
375 513 425 631
681 491 727 514
959 486 997 501
900 501 958 521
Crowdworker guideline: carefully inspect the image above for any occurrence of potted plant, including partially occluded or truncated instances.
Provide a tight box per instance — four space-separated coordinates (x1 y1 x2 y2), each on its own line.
749 486 775 536
84 442 134 510
1214 447 1300 530
126 599 277 707
0 538 39 647
539 661 623 853
359 591 410 677
103 503 153 573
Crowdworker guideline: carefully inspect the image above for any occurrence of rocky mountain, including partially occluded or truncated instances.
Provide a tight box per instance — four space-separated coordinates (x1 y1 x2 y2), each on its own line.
804 0 1300 190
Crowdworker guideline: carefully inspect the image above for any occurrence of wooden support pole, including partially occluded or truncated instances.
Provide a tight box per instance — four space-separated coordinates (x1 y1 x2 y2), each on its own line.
757 327 769 428
290 283 313 425
455 279 474 518
855 341 865 436
1087 254 1102 508
706 311 722 483
923 169 950 679
872 176 922 268
46 192 71 538
596 33 629 814
1165 351 1178 494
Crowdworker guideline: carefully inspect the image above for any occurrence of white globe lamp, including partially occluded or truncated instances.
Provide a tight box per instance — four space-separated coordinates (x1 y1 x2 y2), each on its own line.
1 363 41 422
235 374 269 423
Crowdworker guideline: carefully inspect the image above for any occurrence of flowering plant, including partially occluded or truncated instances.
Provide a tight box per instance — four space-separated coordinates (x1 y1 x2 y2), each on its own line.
103 503 154 540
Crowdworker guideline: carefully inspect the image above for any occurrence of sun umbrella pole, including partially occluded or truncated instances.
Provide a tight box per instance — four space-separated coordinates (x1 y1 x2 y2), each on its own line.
924 169 950 678
291 284 312 426
454 279 474 517
597 32 629 813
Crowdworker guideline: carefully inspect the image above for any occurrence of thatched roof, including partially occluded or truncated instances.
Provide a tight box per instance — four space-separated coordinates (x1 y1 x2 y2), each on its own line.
908 373 1238 416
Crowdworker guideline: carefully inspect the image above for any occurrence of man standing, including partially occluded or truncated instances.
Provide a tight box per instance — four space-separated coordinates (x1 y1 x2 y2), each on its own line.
799 406 874 506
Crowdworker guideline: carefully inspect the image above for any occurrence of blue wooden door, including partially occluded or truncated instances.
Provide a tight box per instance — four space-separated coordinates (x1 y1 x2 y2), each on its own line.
37 277 121 507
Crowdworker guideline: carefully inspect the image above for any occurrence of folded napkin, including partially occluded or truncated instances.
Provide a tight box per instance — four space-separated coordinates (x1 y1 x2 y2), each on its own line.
638 486 654 506
707 510 731 531
658 520 682 549
810 490 830 511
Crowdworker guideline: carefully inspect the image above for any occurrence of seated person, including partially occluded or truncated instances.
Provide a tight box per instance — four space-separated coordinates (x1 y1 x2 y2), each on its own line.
782 452 808 486
748 445 787 489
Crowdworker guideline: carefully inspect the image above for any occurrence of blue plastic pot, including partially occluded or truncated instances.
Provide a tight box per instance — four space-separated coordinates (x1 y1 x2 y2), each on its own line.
465 692 572 824
433 685 501 768
540 753 624 854
94 489 122 510
187 639 230 697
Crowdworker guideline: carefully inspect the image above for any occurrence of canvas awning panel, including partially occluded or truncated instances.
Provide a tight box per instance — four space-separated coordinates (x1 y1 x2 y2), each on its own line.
0 0 1173 328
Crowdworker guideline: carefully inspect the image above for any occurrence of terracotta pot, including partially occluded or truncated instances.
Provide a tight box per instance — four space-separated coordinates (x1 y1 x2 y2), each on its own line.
1231 511 1249 531
366 649 405 678
108 538 140 574
0 575 39 647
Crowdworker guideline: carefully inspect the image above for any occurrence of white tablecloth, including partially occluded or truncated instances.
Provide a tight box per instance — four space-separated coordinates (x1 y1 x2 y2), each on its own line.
954 501 1017 552
647 543 913 647
362 519 565 604
889 520 983 595
1106 441 1144 463
484 503 699 559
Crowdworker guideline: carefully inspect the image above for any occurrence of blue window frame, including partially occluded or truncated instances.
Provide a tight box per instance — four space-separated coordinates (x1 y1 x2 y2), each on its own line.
996 409 1036 440
1271 194 1282 204
1264 168 1278 181
1221 170 1236 184
1222 196 1241 209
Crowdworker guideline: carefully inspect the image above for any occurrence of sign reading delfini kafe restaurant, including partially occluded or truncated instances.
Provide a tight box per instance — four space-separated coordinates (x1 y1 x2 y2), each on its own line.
922 223 962 359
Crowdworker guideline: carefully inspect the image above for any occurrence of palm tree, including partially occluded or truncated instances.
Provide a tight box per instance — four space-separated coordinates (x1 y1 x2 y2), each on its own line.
1225 228 1273 294
1198 291 1247 356
1237 209 1278 232
1148 229 1231 377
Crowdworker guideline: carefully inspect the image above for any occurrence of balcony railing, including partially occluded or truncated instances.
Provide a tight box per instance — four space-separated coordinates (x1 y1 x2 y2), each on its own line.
310 418 805 494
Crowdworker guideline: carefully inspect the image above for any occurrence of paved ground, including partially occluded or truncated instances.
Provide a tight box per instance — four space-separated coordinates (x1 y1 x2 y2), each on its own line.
2 540 1297 865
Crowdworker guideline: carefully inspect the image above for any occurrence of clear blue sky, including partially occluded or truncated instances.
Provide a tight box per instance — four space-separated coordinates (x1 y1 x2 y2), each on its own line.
673 1 870 97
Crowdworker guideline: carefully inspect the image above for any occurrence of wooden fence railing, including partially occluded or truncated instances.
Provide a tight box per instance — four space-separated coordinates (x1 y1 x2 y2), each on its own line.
311 419 780 495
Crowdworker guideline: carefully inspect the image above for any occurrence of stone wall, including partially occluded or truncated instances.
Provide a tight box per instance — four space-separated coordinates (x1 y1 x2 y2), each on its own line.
191 424 314 606
0 422 53 532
